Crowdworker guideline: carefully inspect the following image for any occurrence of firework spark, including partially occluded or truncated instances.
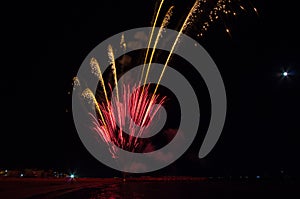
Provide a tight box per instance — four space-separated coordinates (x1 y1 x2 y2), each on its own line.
196 0 257 38
72 76 80 88
120 33 126 51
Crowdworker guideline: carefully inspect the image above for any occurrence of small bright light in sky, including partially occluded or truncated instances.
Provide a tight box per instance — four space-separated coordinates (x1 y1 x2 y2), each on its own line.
283 72 288 77
20 174 24 177
70 174 75 178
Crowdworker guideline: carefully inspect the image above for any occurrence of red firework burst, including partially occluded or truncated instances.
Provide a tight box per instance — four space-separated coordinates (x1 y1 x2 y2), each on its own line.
91 84 166 158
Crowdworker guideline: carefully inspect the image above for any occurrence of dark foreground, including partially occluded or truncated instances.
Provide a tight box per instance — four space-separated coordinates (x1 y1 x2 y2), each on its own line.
0 177 299 199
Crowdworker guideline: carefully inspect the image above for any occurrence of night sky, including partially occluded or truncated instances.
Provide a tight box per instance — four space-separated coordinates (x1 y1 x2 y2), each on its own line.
1 0 299 177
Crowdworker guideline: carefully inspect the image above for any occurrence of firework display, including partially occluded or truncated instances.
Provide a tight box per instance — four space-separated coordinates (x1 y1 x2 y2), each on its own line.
74 0 255 159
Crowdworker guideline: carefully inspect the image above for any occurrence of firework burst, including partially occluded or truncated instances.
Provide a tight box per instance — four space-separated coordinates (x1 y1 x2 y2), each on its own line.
92 84 166 157
82 83 166 157
74 0 256 159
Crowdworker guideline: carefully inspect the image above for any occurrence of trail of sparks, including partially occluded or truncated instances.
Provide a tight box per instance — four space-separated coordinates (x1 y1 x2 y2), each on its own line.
108 44 119 102
135 5 173 134
82 88 108 133
140 0 165 84
90 57 110 105
134 1 201 128
138 6 173 120
108 44 124 143
142 6 174 87
152 0 201 97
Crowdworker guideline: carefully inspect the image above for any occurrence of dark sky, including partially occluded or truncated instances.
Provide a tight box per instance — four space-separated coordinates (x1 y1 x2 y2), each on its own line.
1 0 299 177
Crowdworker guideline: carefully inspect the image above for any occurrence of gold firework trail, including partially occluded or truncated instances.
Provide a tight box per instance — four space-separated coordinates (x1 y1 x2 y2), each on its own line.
90 57 110 105
108 44 119 102
153 0 201 96
141 0 201 126
82 88 108 131
143 5 174 87
137 6 173 125
140 0 166 84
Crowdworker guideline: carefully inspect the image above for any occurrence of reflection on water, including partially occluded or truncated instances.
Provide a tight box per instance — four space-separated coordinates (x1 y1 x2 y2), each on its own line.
89 182 144 199
88 181 207 199
63 179 297 199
